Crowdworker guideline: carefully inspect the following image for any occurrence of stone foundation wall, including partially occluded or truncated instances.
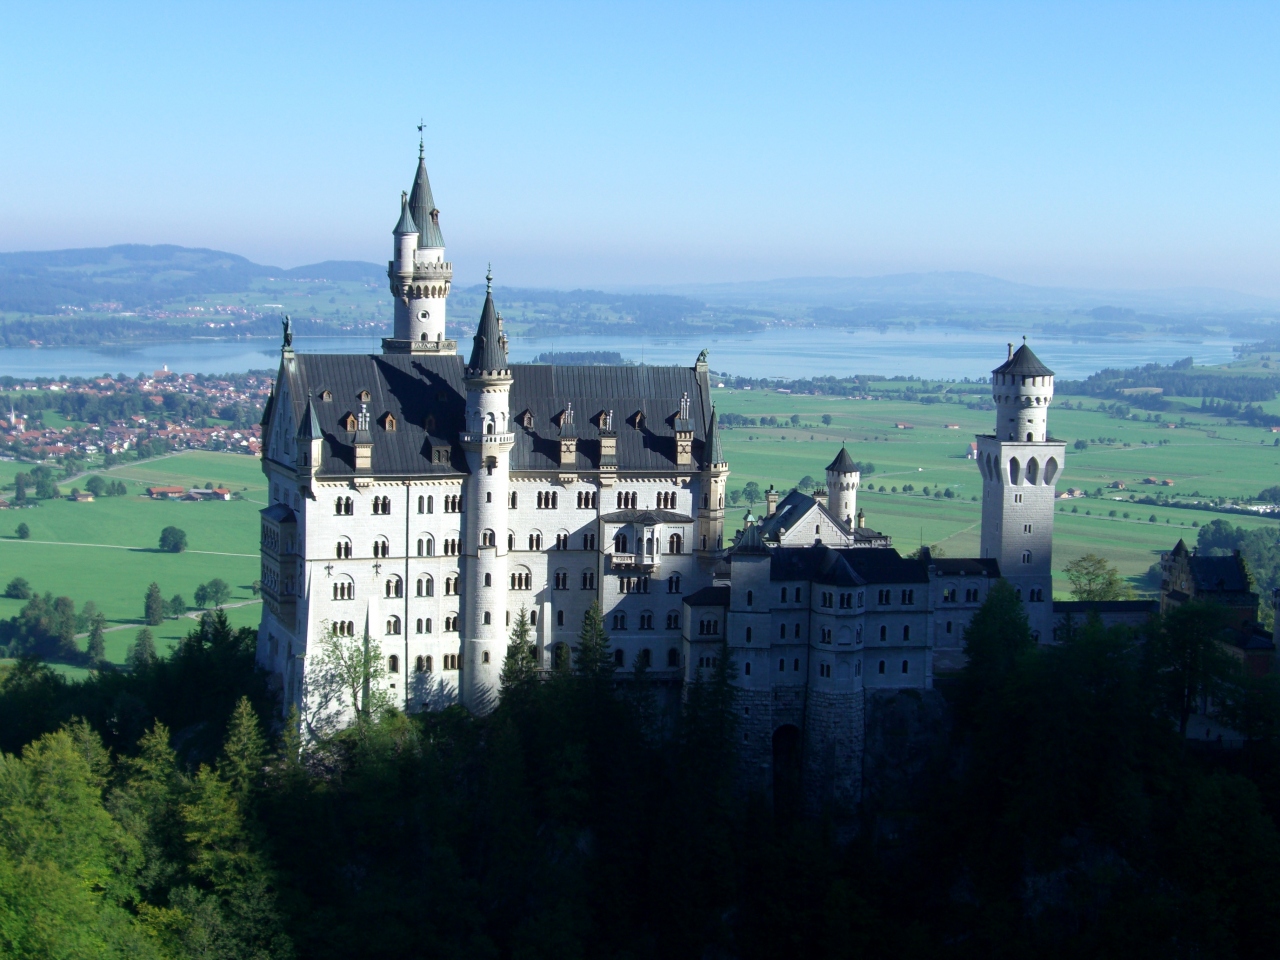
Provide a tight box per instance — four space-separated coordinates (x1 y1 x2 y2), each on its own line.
802 687 865 815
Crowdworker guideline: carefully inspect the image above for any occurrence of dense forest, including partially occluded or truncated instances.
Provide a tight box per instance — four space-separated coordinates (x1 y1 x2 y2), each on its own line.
4 590 1280 959
1058 357 1280 403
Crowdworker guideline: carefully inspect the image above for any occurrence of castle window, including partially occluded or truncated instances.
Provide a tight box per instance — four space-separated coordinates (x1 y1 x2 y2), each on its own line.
903 625 910 641
484 573 492 587
1022 550 1032 564
582 570 596 589
1024 523 1032 534
528 533 543 550
444 616 458 632
555 533 569 550
901 589 914 604
666 612 680 629
554 570 569 589
878 660 885 674
778 658 786 672
793 658 800 671
614 532 628 554
415 655 426 672
902 659 909 674
668 533 683 554
558 609 565 626
483 529 496 547
388 655 399 673
483 611 491 625
879 625 887 642
612 612 626 631
745 627 752 642
779 624 786 640
443 653 458 669
744 661 752 676
855 661 862 677
483 651 490 663
343 413 357 432
780 588 787 602
385 576 403 598
386 616 401 635
946 621 953 634
746 590 753 606
639 612 653 630
613 648 624 667
381 413 396 431
668 648 680 667
373 538 389 558
320 390 332 401
793 623 801 639
358 390 370 402
667 574 681 593
336 538 352 559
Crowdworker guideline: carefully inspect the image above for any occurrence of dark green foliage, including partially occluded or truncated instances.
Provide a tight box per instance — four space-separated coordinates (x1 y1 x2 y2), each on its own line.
14 522 28 539
195 578 230 609
167 593 187 618
573 601 613 679
499 606 537 695
4 576 30 599
1198 519 1280 622
128 627 157 671
145 581 165 625
0 590 82 659
742 480 762 504
160 525 188 553
86 611 107 664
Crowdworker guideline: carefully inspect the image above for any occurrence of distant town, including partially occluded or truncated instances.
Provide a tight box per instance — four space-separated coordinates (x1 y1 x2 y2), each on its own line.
0 367 268 464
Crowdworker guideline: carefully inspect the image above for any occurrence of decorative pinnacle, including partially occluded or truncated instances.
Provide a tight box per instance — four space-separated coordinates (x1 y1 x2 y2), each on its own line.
417 118 425 160
486 263 493 293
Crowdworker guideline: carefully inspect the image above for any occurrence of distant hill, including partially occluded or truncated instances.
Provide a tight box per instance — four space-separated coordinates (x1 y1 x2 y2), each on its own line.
0 244 383 313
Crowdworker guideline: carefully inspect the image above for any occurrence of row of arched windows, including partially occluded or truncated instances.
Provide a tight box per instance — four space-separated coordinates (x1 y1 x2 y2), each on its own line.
335 496 353 515
617 491 638 509
655 491 677 510
372 496 392 515
537 491 559 509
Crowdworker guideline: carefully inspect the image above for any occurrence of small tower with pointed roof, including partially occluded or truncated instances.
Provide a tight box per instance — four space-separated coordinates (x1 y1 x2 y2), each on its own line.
826 445 859 529
696 407 730 557
385 137 456 354
976 340 1065 641
460 270 515 713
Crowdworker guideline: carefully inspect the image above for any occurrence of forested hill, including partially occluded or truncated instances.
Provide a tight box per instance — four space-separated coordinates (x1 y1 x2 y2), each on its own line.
0 245 383 314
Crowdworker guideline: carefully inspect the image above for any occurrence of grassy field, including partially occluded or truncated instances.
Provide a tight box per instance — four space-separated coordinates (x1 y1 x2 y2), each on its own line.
714 388 1280 597
0 451 265 665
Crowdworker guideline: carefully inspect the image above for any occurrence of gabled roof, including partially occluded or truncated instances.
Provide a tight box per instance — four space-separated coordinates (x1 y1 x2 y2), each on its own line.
993 343 1054 378
467 288 508 374
826 445 857 473
408 155 444 248
270 352 714 478
260 502 297 524
768 544 929 585
1188 554 1254 595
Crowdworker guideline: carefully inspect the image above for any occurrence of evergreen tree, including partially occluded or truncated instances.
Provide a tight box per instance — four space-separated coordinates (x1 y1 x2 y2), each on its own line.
574 601 613 679
500 605 538 694
86 611 107 664
220 696 267 806
1146 600 1241 738
144 581 164 625
128 627 157 671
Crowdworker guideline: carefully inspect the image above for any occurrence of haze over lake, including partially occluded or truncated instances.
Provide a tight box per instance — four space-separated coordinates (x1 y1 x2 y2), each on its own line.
0 327 1239 381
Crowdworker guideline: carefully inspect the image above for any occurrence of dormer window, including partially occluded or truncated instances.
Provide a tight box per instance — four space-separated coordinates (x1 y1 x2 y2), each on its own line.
380 412 396 432
358 390 371 402
518 409 534 429
629 410 645 429
342 413 358 432
320 390 332 402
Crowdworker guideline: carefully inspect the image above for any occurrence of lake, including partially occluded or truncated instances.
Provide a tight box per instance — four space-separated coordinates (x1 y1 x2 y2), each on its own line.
0 327 1239 382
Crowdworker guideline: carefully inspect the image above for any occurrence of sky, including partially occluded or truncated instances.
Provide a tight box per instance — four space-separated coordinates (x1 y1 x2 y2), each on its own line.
2 1 1279 294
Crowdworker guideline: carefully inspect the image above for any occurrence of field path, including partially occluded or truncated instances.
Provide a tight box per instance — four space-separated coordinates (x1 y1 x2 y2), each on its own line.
5 538 257 558
73 598 263 640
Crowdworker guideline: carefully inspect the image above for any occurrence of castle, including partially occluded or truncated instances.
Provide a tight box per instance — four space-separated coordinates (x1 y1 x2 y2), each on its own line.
256 146 1067 794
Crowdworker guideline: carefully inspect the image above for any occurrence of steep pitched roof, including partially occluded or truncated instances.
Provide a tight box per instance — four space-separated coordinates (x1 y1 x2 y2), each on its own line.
768 544 929 585
270 352 714 478
296 395 322 441
706 408 725 464
993 342 1054 378
393 194 418 236
826 445 857 473
1188 554 1253 595
408 155 445 248
467 289 508 374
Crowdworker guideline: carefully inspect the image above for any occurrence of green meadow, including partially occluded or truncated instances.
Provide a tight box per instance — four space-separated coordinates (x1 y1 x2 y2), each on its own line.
0 451 265 667
714 388 1280 597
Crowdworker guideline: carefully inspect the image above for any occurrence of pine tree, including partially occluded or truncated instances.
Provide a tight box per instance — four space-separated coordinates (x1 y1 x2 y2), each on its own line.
144 582 164 626
220 696 267 806
957 579 1033 728
86 612 107 664
574 601 613 679
127 627 157 671
500 605 538 694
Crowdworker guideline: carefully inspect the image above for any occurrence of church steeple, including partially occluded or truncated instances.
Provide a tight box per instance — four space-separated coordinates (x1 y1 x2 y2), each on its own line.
467 267 508 374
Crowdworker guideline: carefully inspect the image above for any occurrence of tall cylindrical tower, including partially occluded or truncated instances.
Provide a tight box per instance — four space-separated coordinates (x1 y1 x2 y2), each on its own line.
825 446 860 528
992 340 1054 442
460 273 513 713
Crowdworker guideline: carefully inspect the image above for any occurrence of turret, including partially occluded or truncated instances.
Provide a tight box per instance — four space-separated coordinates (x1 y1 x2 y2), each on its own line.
295 394 323 486
992 340 1055 442
697 407 729 556
385 139 455 354
393 193 417 279
460 270 514 713
825 445 860 529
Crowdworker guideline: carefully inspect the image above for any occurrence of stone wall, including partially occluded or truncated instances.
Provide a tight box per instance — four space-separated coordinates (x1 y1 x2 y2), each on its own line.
802 686 865 815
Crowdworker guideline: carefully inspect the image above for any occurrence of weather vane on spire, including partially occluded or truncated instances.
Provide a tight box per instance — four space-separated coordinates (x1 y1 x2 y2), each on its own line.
417 118 425 160
486 263 493 294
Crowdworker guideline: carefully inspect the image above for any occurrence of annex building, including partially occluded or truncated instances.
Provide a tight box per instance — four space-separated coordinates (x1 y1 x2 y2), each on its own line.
257 146 1069 801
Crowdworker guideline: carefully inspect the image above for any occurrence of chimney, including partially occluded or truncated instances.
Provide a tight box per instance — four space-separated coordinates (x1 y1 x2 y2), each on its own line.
1007 342 1014 360
765 485 779 517
856 508 866 529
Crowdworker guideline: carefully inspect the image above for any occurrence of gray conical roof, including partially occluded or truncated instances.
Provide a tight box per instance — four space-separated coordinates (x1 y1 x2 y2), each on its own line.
467 287 508 374
393 194 418 236
409 156 445 248
296 395 322 441
734 522 767 554
993 343 1054 378
706 408 725 464
827 445 857 473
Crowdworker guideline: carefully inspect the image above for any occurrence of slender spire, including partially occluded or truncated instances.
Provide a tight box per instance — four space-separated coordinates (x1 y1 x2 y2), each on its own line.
467 276 508 374
296 392 322 441
486 262 492 294
706 408 725 465
408 142 444 248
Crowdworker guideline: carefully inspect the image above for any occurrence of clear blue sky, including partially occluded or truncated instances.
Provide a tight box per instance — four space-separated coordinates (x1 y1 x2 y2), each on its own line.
2 2 1278 294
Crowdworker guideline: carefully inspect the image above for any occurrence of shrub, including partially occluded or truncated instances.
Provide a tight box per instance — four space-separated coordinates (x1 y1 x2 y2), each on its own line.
15 523 29 540
158 526 187 553
4 577 31 599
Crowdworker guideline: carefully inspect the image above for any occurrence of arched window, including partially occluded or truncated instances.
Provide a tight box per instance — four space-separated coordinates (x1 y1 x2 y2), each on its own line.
484 573 492 587
779 623 786 640
1008 457 1021 485
746 627 752 642
879 625 887 642
414 655 426 672
855 661 862 677
388 654 399 673
386 616 401 635
778 658 785 672
483 611 491 625
668 648 680 668
878 660 885 674
793 658 800 671
385 576 403 598
744 661 751 676
668 533 683 554
417 575 433 597
667 573 681 594
614 532 629 554
746 589 753 606
902 659 909 674
793 623 801 639
336 538 352 559
483 529 495 547
903 624 910 641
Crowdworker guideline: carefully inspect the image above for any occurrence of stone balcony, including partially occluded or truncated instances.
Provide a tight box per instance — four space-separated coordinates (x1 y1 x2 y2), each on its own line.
381 337 458 355
460 430 515 452
610 552 661 572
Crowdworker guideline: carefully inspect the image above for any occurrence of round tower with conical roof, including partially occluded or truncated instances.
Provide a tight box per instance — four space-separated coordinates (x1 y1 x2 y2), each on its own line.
460 271 514 712
385 139 455 354
825 445 860 528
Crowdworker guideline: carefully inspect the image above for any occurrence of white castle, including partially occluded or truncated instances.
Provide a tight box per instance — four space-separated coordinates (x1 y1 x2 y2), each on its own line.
257 146 1064 797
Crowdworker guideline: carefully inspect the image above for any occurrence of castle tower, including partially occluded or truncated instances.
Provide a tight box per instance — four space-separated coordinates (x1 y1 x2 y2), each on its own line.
976 341 1065 641
825 445 859 528
385 139 455 355
697 408 729 555
460 271 514 711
